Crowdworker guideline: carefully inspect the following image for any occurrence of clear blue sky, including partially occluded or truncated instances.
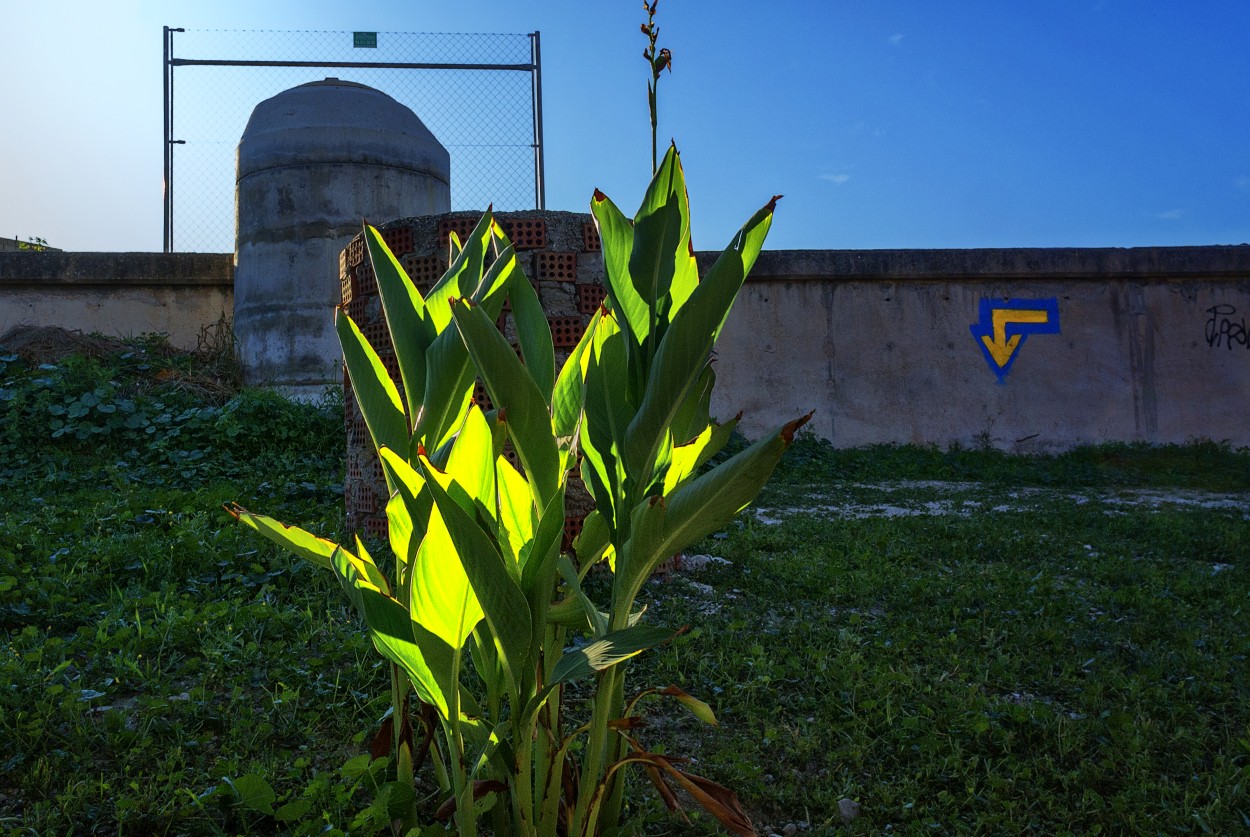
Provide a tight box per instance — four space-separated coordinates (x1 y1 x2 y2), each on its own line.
2 1 1247 252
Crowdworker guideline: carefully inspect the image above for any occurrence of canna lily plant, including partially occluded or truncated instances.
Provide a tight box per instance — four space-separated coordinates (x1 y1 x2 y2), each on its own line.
230 149 808 837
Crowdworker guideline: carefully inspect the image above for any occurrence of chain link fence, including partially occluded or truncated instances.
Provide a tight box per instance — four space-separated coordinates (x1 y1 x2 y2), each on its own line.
163 28 543 253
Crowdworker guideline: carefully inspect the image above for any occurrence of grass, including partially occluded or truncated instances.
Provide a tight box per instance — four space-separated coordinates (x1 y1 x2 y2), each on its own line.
2 338 1248 834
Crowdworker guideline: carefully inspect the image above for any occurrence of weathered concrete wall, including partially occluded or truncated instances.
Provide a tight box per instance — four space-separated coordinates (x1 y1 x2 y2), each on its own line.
4 244 1248 450
0 252 233 349
711 247 1250 451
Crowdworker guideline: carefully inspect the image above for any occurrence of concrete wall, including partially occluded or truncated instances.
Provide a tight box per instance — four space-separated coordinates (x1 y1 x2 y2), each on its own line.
0 252 233 350
711 247 1250 450
3 244 1248 450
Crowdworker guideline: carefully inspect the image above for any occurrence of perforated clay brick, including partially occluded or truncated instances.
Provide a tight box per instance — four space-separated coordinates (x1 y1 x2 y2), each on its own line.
549 316 586 349
345 297 369 325
439 217 480 251
362 321 390 354
582 221 601 252
502 217 547 250
472 380 493 411
536 252 578 283
401 254 446 289
563 516 585 552
362 516 389 542
576 283 607 314
347 237 366 268
381 226 415 257
355 262 377 297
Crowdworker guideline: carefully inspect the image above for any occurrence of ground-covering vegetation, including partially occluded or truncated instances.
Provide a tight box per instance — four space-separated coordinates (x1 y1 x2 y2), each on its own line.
2 331 1247 834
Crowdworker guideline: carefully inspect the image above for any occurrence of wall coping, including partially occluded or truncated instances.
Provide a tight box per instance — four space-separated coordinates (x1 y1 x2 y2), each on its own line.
3 245 1247 288
732 245 1250 282
0 252 234 286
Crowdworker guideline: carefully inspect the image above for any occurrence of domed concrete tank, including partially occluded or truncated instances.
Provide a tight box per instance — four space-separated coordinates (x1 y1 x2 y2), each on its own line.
234 78 450 399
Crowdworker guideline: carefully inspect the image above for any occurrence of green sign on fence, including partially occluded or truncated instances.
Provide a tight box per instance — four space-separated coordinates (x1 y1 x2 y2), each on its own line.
353 32 377 49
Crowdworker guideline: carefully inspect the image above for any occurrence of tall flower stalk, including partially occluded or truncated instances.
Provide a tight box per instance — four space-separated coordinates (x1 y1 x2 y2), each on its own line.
641 1 671 174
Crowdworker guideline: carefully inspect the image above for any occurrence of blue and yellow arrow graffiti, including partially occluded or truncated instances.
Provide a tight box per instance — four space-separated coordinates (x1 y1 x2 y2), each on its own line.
969 298 1060 382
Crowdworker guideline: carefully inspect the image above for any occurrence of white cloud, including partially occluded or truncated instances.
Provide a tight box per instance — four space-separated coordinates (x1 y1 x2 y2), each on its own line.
1156 209 1183 220
820 174 851 185
889 33 905 45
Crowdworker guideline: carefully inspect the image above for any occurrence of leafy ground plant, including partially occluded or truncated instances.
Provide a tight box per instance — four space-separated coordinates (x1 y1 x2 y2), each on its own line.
2 343 1247 834
232 138 806 835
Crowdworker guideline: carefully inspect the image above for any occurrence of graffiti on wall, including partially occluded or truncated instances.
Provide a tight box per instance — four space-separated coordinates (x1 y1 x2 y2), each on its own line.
1204 305 1249 350
970 298 1060 382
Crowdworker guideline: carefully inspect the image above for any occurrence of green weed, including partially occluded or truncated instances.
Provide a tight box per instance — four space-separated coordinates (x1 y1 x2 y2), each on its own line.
1 340 1247 834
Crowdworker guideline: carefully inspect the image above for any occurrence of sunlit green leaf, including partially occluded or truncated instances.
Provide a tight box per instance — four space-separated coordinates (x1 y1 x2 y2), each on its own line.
616 413 811 610
336 309 408 480
662 415 739 496
451 298 560 509
420 455 533 690
591 190 649 343
549 624 676 685
227 505 338 572
365 224 434 419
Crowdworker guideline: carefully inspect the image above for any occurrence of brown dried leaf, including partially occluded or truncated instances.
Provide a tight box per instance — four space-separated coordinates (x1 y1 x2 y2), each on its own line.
648 758 755 837
370 715 393 761
781 410 815 444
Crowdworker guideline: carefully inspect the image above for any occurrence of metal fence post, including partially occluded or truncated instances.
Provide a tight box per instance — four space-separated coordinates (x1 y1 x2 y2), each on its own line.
531 31 546 210
163 26 170 253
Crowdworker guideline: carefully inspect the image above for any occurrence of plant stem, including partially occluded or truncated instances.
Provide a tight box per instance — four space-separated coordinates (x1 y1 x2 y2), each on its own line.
572 664 625 836
447 644 476 837
649 81 659 176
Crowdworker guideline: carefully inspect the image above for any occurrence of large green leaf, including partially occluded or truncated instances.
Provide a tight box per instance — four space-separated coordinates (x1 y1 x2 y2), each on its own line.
628 149 685 308
336 308 408 474
451 298 560 510
615 413 812 611
549 624 676 685
621 196 777 485
705 197 777 342
519 487 567 591
557 555 608 638
571 509 611 569
365 225 434 420
420 455 533 691
520 488 568 678
472 239 522 311
579 327 632 534
494 450 534 567
326 541 452 719
552 307 602 444
446 406 497 532
424 212 494 331
590 190 649 344
661 415 739 496
411 323 476 459
399 460 484 654
379 447 433 601
410 230 517 460
669 365 716 448
227 505 339 573
505 250 556 401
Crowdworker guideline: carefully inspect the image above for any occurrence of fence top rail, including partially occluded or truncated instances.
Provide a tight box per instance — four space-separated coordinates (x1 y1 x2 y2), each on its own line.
170 58 534 72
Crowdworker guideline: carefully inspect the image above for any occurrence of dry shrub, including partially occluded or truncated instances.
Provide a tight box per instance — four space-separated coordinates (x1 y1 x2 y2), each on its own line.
0 321 243 404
